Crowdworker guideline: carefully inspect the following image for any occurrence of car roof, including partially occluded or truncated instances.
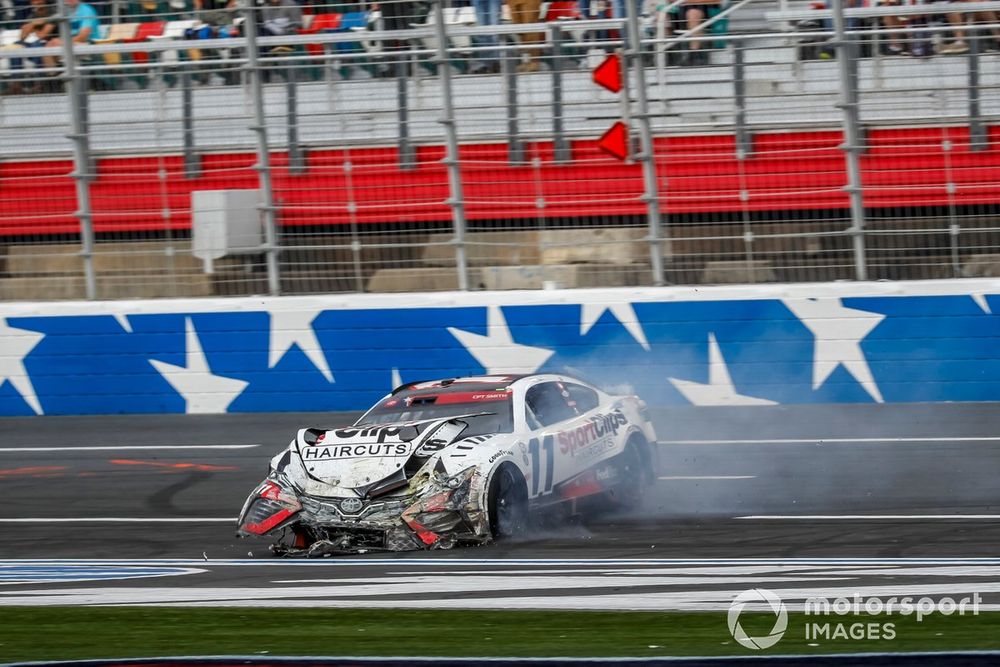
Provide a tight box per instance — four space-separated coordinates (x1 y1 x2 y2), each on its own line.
390 373 598 396
390 375 528 395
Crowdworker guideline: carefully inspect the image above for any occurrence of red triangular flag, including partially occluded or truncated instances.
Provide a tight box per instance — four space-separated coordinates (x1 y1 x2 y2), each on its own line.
592 53 622 93
598 121 629 160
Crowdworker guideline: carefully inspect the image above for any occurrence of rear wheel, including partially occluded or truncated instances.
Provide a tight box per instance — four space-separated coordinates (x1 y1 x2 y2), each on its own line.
487 464 529 540
604 438 647 511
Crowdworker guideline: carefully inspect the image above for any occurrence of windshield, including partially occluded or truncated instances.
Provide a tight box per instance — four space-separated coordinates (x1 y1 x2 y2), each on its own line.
356 384 515 437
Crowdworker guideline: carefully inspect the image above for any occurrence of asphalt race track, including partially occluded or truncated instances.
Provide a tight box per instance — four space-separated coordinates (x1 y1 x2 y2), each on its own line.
2 403 1000 610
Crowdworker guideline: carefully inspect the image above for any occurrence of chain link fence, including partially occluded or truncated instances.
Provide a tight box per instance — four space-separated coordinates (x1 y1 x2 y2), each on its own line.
1 0 999 299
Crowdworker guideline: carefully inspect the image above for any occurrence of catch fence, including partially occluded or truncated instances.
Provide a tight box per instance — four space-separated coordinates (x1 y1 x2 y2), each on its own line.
0 0 999 299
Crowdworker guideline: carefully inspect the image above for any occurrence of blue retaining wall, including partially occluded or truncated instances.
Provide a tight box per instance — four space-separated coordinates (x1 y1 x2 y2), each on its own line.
0 280 998 416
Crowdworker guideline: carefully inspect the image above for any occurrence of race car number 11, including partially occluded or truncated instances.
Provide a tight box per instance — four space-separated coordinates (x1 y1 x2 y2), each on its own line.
528 435 555 496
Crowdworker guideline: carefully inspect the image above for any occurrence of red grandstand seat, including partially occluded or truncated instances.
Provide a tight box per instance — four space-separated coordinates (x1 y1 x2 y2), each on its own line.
125 21 166 65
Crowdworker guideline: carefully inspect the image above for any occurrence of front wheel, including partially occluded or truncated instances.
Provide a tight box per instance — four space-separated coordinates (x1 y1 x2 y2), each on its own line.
487 464 529 540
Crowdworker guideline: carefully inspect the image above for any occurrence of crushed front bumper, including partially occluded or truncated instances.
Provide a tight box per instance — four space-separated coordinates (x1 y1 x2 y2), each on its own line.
277 487 489 556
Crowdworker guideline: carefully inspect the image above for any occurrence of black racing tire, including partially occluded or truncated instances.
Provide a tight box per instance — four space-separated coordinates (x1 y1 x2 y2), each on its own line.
487 463 529 541
605 437 647 511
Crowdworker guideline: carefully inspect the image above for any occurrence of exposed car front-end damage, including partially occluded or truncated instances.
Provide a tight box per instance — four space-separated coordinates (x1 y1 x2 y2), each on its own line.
236 418 495 556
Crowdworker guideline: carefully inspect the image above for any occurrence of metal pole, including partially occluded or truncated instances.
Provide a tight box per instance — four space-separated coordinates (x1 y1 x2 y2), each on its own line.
57 0 97 300
732 42 749 159
244 2 281 295
625 0 667 285
287 64 305 174
968 34 986 151
832 0 868 281
397 55 415 170
503 35 524 164
433 0 469 290
181 71 200 177
550 24 570 164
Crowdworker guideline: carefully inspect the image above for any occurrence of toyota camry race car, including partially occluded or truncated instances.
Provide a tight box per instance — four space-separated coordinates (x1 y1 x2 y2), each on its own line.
236 374 657 556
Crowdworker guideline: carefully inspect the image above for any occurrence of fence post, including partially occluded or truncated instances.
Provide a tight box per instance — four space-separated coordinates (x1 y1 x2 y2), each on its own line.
287 64 305 175
502 35 524 164
57 0 97 300
832 0 868 281
433 0 469 290
397 54 416 170
181 71 200 177
244 3 282 295
732 41 750 159
968 34 986 151
625 0 667 285
550 24 571 164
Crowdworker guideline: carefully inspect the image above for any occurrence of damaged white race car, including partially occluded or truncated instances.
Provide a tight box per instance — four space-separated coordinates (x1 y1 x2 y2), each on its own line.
237 374 658 556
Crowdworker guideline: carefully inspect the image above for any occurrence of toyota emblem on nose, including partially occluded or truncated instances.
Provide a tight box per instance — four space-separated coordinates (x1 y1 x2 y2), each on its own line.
340 498 364 514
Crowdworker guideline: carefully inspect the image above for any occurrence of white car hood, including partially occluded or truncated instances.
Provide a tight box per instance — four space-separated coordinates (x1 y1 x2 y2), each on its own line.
296 425 417 489
294 418 478 492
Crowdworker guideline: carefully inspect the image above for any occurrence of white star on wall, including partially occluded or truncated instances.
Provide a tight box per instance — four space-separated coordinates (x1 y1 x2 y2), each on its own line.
783 297 885 403
669 333 777 406
448 306 554 374
268 309 333 383
149 318 249 414
972 293 992 315
580 302 651 351
0 318 44 415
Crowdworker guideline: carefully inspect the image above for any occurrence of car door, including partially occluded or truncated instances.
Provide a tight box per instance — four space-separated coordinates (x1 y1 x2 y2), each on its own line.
523 380 595 499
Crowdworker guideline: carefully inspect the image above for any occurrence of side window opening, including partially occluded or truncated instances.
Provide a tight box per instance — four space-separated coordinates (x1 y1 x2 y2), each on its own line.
525 382 577 427
565 383 600 413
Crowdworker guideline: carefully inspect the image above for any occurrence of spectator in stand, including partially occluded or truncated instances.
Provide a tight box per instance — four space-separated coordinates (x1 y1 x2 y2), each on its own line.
669 0 727 66
194 0 236 32
3 0 56 94
377 0 415 51
131 0 188 21
936 0 1000 53
47 0 99 44
470 0 501 73
40 0 100 72
258 0 300 81
879 0 912 55
6 0 33 26
259 0 302 43
509 0 543 71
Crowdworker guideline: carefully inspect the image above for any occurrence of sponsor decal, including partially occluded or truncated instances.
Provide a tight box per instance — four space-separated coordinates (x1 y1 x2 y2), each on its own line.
575 438 616 465
557 410 628 457
488 449 513 464
330 425 415 443
470 392 510 401
302 443 411 461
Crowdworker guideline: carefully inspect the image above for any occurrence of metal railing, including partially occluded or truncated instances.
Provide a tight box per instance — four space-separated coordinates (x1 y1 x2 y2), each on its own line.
0 0 999 299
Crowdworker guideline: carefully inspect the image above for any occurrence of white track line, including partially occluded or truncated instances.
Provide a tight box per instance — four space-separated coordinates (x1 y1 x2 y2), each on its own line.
0 445 259 452
6 558 1000 566
658 475 757 480
737 515 1000 520
660 437 1000 445
0 518 235 523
